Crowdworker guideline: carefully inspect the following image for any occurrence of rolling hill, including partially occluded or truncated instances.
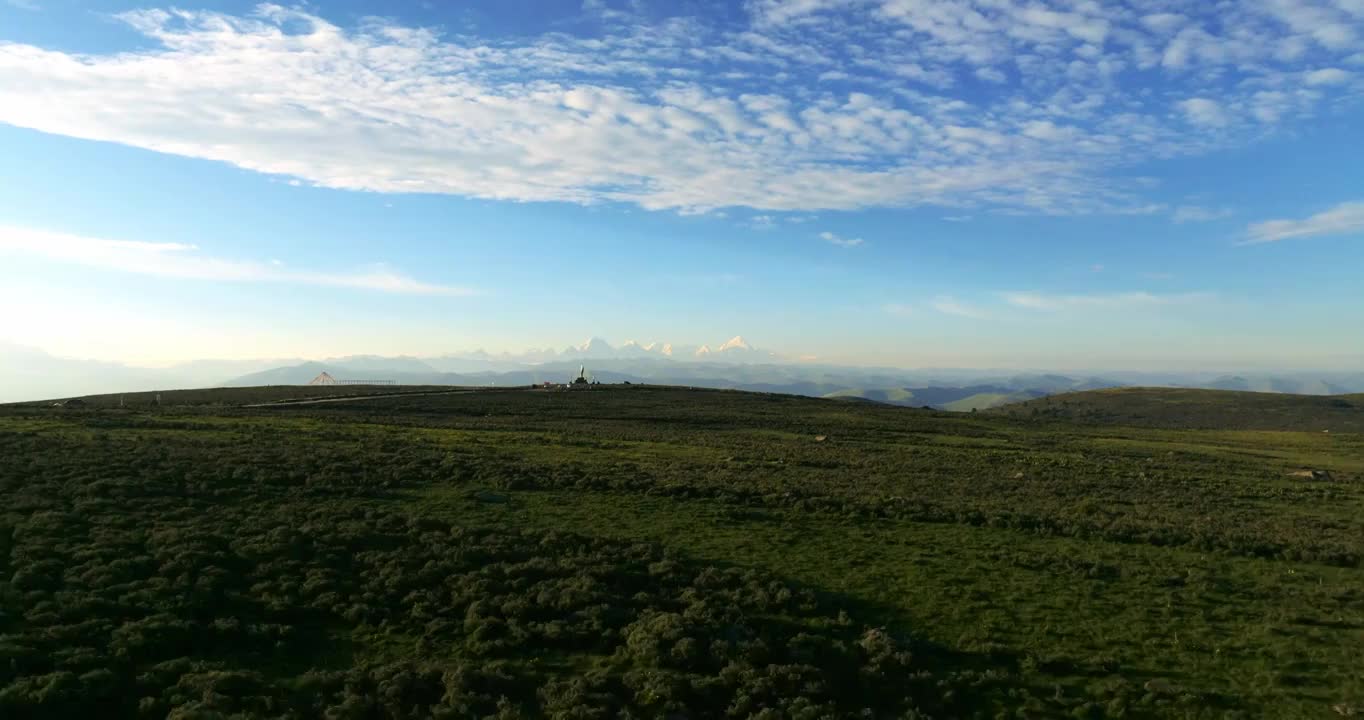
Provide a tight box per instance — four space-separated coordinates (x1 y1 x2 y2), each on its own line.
823 384 1047 410
2 384 1361 717
991 386 1364 432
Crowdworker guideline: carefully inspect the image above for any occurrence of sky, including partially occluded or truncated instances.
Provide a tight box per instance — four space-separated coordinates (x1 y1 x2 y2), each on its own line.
0 0 1362 371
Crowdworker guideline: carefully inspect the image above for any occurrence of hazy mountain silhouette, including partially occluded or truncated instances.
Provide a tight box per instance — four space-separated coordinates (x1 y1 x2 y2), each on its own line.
4 340 1363 406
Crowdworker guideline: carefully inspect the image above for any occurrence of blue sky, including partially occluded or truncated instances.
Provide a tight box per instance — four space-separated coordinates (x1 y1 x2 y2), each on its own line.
1 0 1362 370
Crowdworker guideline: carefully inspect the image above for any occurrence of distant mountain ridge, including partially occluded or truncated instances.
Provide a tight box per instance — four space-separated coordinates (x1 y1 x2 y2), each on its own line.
0 341 299 403
217 361 1107 411
3 339 1363 406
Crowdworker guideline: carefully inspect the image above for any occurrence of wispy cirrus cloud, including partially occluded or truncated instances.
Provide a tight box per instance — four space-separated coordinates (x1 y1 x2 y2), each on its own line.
1003 291 1210 311
931 295 987 319
0 3 1359 215
1173 206 1234 223
0 225 474 296
819 231 864 247
882 302 913 317
1246 201 1364 242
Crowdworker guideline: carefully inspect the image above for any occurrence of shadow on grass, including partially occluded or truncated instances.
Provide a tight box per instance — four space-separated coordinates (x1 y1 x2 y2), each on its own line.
403 484 1250 717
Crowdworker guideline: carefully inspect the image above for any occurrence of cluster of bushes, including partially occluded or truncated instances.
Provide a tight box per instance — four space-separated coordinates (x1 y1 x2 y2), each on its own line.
1 492 1017 717
0 422 1039 716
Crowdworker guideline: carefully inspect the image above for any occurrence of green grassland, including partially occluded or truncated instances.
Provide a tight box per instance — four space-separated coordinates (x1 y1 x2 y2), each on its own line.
16 384 462 408
821 387 1039 411
989 387 1364 432
2 385 1362 718
823 387 919 404
939 392 1018 412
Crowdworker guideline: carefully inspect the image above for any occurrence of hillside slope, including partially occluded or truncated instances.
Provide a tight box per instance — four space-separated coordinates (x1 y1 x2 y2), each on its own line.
7 384 459 408
3 386 1362 716
991 386 1364 432
823 385 1047 410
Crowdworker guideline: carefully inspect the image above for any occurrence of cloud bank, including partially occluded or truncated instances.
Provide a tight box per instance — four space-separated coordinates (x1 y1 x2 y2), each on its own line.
0 2 1360 214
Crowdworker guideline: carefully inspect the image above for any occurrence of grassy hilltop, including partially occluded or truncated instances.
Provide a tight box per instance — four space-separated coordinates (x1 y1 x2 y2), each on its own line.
2 385 1362 718
25 384 461 408
990 386 1364 432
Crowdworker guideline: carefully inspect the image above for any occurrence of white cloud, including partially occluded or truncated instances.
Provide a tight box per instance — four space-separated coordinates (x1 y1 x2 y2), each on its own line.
748 0 856 26
883 303 913 316
1304 67 1353 85
0 3 1359 215
819 230 864 247
1141 13 1187 35
930 295 986 319
1003 291 1210 310
1178 98 1228 127
0 225 474 296
4 0 39 10
1246 201 1364 242
1173 205 1234 223
974 67 1006 83
1021 120 1079 142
